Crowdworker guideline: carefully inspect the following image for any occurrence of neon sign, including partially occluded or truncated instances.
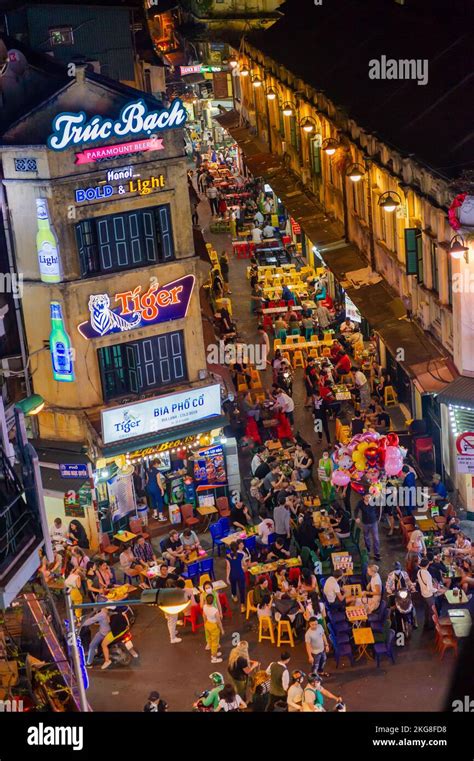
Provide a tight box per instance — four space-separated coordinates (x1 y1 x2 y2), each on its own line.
75 174 166 203
180 65 203 75
75 137 164 165
48 98 187 152
77 274 195 339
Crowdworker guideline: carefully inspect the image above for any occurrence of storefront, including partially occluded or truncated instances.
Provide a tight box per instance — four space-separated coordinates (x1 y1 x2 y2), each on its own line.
92 383 239 531
437 376 474 519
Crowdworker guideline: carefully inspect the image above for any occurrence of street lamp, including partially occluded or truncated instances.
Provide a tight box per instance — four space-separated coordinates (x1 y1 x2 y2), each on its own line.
282 102 294 117
239 65 249 77
252 75 263 88
300 116 316 133
321 137 339 155
228 55 238 69
378 190 402 213
15 394 45 416
141 588 191 615
449 234 469 262
266 86 277 101
346 163 366 182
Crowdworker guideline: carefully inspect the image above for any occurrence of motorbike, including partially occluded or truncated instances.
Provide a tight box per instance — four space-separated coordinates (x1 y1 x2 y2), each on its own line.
393 588 417 642
81 623 138 668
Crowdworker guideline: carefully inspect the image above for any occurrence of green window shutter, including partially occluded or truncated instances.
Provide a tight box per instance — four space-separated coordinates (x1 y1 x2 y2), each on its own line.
290 116 297 148
311 139 321 175
405 228 420 275
416 231 424 284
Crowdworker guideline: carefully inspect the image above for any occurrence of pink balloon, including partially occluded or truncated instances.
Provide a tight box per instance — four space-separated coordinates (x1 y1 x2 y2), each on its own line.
385 456 403 477
360 432 379 443
332 470 351 487
385 446 399 460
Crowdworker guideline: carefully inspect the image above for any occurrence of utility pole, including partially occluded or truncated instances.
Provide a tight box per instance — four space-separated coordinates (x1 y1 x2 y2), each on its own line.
64 589 89 712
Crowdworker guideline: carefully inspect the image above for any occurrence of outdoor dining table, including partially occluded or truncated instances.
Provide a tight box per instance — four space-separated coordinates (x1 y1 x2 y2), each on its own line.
104 584 137 602
346 604 368 627
113 530 137 544
313 512 332 529
221 528 258 546
353 626 375 660
197 504 219 532
445 589 469 605
248 556 302 576
319 529 340 548
447 608 472 638
343 583 363 599
333 384 352 401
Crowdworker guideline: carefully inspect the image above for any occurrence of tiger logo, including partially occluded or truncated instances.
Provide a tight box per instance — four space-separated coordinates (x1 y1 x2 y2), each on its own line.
88 294 141 336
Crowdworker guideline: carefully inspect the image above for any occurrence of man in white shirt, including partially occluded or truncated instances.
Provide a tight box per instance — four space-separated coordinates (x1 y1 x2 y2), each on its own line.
257 518 275 546
251 225 263 244
417 557 442 629
340 318 355 334
49 518 68 552
323 571 346 609
314 303 331 330
254 210 264 226
263 223 275 239
273 388 295 425
251 447 268 475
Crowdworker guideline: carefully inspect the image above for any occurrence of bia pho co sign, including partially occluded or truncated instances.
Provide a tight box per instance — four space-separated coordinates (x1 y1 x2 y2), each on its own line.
101 384 222 444
47 98 187 152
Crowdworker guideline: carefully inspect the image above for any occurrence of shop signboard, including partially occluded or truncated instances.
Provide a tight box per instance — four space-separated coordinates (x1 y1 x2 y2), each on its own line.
456 431 474 474
344 293 362 323
63 489 85 518
59 463 89 479
47 99 187 152
101 384 222 445
74 173 165 203
180 65 203 75
193 445 227 485
77 274 195 339
75 137 164 165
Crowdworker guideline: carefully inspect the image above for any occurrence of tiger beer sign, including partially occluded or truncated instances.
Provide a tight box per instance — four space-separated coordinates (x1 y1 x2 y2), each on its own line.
77 275 195 339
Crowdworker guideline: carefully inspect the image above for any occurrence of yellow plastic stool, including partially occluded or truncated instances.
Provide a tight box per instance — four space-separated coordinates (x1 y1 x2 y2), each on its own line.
276 619 295 648
258 616 275 644
384 385 398 407
245 590 257 620
293 350 305 369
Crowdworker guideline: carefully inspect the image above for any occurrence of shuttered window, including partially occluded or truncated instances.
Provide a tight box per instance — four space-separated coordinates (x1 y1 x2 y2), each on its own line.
98 330 187 402
404 227 423 281
76 204 174 277
311 138 321 176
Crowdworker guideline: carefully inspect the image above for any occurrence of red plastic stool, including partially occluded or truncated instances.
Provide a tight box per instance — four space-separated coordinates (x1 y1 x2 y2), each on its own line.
183 604 204 633
218 592 232 620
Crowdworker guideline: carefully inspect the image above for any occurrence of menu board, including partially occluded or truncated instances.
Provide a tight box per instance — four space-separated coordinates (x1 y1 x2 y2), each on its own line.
193 445 227 485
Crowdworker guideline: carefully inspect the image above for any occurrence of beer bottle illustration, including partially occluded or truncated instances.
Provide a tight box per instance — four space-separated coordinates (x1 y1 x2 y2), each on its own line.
36 199 60 283
50 302 75 382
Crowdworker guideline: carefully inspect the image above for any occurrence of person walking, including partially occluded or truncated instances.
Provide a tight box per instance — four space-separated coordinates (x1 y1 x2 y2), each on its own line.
227 641 259 700
265 651 291 711
226 541 247 613
206 183 219 216
354 492 382 561
313 391 331 444
318 450 335 504
203 593 224 664
305 617 330 677
219 251 231 295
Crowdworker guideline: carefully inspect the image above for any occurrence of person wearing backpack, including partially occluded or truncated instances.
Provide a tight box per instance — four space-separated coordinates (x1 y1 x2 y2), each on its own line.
302 673 342 712
265 651 291 711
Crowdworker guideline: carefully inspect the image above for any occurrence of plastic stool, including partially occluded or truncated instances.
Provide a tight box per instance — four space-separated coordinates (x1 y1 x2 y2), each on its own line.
258 616 275 643
276 619 295 648
293 350 305 369
384 385 398 407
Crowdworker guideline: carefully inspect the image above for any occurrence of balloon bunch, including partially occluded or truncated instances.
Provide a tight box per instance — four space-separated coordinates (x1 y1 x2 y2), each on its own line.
331 431 407 492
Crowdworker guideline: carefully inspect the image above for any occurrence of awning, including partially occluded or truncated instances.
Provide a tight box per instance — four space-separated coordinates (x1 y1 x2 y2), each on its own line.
216 109 448 385
102 415 228 458
437 376 474 407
